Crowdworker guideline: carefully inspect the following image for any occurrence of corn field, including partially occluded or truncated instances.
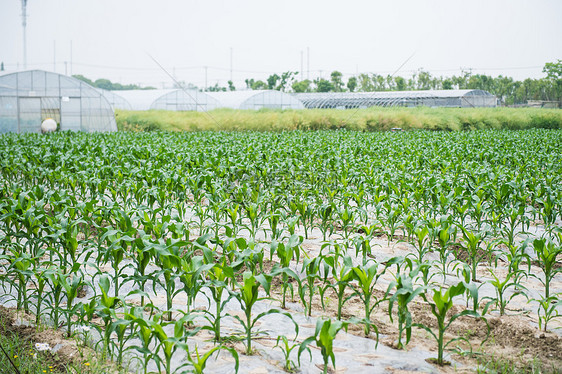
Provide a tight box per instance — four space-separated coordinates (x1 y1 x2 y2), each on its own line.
0 129 561 373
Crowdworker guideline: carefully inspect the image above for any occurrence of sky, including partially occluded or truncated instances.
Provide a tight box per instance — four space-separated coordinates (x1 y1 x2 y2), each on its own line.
1 0 561 89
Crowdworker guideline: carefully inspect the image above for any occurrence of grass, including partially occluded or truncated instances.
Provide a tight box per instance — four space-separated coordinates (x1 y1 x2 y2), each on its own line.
0 316 66 374
0 308 115 374
115 107 562 132
476 354 561 374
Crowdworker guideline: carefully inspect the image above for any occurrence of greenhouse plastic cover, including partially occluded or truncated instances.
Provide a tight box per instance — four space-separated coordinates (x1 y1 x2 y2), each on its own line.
0 70 117 133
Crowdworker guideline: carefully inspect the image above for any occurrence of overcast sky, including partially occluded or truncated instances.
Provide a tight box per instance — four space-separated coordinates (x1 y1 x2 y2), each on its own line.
1 0 561 89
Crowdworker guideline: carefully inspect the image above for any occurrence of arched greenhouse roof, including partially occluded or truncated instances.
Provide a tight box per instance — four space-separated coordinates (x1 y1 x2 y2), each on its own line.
97 89 133 110
150 89 221 111
0 70 117 133
294 89 497 109
207 90 305 110
116 89 176 111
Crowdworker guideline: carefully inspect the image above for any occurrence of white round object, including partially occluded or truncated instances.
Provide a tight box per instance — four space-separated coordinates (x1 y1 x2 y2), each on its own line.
41 118 57 133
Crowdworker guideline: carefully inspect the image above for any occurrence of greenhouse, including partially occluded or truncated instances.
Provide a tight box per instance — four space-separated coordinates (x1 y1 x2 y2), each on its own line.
208 90 305 110
0 70 117 133
150 89 222 111
97 89 133 110
294 89 497 109
116 89 174 111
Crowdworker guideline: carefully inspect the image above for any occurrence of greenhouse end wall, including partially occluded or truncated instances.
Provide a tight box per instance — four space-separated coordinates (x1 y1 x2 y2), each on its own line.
0 70 117 133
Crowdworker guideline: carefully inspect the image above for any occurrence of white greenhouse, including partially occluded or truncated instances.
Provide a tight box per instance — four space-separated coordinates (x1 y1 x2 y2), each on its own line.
0 70 117 133
97 89 133 110
150 90 222 111
294 90 497 109
207 90 305 110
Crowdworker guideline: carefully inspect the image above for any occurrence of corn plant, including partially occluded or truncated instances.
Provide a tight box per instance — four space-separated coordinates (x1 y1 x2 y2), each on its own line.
298 318 348 374
182 344 239 374
352 225 382 265
316 203 335 241
152 240 183 321
458 226 490 282
530 238 562 331
228 271 298 355
387 259 425 349
483 268 527 316
323 255 355 320
203 262 236 343
150 312 200 374
274 335 299 372
59 271 86 337
271 234 303 308
94 274 123 359
351 258 398 336
126 307 157 374
299 256 328 317
176 255 214 316
415 282 486 365
435 217 457 282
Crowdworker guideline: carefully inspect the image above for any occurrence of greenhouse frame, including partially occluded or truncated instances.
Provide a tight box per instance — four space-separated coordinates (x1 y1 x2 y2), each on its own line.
0 70 117 133
150 89 222 111
207 90 305 110
294 89 497 109
97 88 133 110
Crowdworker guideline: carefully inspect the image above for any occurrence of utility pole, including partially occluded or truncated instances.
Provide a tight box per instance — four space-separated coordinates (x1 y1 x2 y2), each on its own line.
230 48 233 82
300 50 303 79
204 66 208 91
53 40 56 72
307 47 310 81
21 0 28 69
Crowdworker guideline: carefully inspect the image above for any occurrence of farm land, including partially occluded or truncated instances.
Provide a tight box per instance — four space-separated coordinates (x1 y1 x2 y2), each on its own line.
0 128 561 373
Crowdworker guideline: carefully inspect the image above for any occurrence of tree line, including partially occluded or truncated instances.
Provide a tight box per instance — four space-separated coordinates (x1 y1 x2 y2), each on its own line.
70 60 562 106
241 60 562 105
73 75 156 91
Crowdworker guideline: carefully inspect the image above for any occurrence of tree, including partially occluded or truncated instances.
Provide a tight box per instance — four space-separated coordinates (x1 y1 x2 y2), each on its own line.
543 60 562 102
73 74 94 86
442 78 453 90
93 78 114 90
394 76 406 91
386 75 396 91
277 71 298 91
494 75 515 105
416 70 432 90
245 78 255 89
245 79 267 90
0 62 4 71
207 83 227 92
73 75 155 90
228 80 236 91
347 77 357 92
267 74 280 90
292 80 312 93
543 60 562 80
372 74 386 91
330 71 344 92
358 73 374 91
314 78 333 92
